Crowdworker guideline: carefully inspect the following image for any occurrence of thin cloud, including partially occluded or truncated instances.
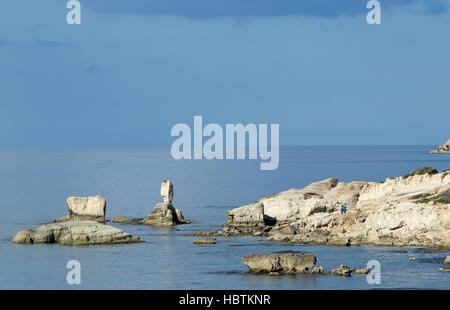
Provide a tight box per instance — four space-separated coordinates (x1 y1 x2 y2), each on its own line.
32 39 75 48
0 39 75 48
85 0 449 19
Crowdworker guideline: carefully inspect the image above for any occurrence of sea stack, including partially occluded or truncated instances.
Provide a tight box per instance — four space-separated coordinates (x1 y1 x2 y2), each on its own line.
141 180 190 226
431 139 450 154
161 180 174 203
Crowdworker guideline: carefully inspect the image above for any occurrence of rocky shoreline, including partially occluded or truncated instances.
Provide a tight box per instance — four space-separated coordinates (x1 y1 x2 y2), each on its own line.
12 168 450 251
197 167 450 249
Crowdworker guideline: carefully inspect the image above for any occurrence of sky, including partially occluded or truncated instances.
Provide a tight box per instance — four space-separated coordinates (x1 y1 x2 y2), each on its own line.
0 0 449 147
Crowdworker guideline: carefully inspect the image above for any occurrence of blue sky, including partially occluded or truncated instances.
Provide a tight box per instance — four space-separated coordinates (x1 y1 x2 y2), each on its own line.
0 0 449 147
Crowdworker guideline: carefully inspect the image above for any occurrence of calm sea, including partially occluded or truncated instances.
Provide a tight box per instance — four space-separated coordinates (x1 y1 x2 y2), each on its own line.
0 146 449 289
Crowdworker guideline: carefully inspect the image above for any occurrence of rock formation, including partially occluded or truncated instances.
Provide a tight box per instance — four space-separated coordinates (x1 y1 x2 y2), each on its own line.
431 139 450 154
111 180 190 226
12 221 141 246
56 195 106 222
13 195 142 246
444 256 450 264
209 167 450 249
241 253 370 277
161 180 173 203
330 265 353 276
241 253 317 274
193 238 217 244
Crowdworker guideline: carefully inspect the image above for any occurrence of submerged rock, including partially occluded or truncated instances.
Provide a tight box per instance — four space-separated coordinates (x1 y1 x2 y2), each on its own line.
241 253 317 274
110 216 133 223
12 221 142 246
193 238 217 244
430 139 450 154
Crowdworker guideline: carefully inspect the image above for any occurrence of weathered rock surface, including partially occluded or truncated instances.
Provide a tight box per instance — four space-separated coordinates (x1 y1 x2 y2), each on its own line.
12 221 141 246
241 253 317 274
143 202 179 226
330 265 353 276
355 268 371 274
56 196 106 222
431 139 450 154
161 180 174 203
211 168 450 249
444 256 450 264
193 238 217 244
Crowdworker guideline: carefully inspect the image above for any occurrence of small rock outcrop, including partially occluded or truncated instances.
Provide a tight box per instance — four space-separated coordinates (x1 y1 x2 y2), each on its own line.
112 181 190 226
56 195 106 222
143 180 189 226
431 139 450 154
355 268 371 274
241 253 317 274
13 196 142 246
444 256 450 264
193 238 217 244
12 221 141 246
330 265 353 276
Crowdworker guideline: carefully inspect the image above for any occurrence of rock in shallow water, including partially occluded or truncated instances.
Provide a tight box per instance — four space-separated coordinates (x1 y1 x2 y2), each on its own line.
330 265 354 276
193 238 217 244
12 221 142 246
241 253 317 274
113 180 190 226
444 256 450 264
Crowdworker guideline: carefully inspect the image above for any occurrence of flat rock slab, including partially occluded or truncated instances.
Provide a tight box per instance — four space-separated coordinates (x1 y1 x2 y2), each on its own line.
242 253 317 274
12 221 142 246
193 238 217 244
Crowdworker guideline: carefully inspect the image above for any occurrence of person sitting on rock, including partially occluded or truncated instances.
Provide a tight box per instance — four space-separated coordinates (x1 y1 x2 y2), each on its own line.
340 205 347 214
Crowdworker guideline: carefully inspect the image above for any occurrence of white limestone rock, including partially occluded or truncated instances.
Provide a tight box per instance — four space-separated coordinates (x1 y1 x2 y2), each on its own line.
161 180 173 203
66 196 106 222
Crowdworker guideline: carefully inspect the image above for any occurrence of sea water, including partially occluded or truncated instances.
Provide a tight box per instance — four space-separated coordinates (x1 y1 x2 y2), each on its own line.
0 146 449 289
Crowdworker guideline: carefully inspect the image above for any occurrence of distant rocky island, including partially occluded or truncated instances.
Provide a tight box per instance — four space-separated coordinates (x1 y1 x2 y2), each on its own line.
431 139 450 154
198 167 450 249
